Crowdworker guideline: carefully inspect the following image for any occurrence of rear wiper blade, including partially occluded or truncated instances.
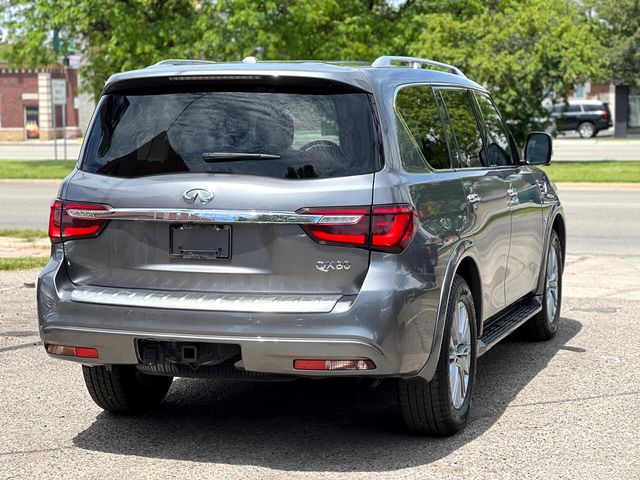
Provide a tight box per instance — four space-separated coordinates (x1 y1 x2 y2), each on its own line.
202 152 281 162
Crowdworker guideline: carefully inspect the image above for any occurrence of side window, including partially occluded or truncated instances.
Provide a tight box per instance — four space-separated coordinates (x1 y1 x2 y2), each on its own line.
395 85 451 171
439 89 484 168
567 104 582 113
475 93 515 166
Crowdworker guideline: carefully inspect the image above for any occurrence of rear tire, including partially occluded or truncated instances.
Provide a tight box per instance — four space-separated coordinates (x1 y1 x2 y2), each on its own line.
82 365 172 414
523 230 563 341
398 275 477 436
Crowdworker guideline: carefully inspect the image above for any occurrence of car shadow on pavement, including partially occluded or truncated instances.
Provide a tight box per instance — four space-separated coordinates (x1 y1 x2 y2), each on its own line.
73 318 581 472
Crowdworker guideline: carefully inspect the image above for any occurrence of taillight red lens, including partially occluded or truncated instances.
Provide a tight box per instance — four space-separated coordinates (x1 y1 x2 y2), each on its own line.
48 200 63 242
299 207 370 248
602 111 610 120
299 204 417 253
48 199 109 244
370 205 417 253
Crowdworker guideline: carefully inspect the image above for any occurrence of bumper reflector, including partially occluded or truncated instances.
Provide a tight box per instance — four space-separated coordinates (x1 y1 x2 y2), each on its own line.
46 344 99 358
294 359 376 371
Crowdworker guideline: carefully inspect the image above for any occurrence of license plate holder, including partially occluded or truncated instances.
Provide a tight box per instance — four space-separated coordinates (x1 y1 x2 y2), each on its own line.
170 224 231 260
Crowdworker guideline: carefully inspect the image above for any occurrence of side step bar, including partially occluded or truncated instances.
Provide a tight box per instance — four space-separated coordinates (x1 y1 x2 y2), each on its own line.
478 297 543 356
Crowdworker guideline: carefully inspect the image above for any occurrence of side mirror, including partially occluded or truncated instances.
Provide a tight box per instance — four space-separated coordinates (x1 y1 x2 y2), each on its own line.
524 132 552 165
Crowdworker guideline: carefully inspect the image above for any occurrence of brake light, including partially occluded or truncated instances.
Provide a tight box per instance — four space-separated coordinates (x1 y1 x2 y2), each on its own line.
48 199 110 244
602 111 610 121
299 204 417 253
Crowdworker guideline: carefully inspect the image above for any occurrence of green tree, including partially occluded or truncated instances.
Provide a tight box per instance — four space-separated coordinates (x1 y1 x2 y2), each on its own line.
3 0 201 100
2 0 606 140
406 0 606 141
591 0 640 86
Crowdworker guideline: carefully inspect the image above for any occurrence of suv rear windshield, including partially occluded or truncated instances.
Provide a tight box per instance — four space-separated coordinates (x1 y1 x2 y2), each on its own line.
81 88 380 179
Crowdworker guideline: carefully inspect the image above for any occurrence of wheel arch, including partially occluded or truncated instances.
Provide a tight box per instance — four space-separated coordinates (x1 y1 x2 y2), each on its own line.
455 257 483 336
414 239 480 382
552 213 566 267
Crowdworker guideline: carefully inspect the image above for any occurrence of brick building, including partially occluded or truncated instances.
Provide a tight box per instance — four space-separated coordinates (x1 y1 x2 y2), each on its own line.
0 64 81 141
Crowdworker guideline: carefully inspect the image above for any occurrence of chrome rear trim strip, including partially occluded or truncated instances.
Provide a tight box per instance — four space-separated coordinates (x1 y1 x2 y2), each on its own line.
65 208 363 225
70 286 342 313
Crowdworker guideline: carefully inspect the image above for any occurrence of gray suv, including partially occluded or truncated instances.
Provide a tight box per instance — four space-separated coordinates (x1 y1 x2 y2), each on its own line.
38 56 565 436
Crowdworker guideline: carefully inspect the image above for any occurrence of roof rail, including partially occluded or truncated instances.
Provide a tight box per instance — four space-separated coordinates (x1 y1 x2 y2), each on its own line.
371 56 465 77
148 59 217 68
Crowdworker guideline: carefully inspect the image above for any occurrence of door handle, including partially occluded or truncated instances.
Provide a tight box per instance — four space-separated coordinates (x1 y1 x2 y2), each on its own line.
466 193 481 204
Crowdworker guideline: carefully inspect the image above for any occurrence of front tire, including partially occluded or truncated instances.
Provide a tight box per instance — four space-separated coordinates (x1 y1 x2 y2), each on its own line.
398 275 477 436
523 230 563 340
82 365 173 414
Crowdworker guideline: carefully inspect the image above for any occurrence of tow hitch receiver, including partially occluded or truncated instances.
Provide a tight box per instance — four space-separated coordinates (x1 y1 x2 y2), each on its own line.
138 340 240 369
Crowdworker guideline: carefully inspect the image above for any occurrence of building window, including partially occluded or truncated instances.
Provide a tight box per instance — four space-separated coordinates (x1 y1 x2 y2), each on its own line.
25 106 39 139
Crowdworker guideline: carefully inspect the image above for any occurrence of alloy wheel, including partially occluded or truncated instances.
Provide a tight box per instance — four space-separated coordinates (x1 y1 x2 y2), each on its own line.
545 246 560 323
449 301 472 409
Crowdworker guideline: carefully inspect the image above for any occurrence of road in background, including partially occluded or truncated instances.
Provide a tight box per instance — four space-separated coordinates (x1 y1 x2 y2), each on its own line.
1 137 640 161
0 181 60 230
561 188 640 256
0 140 82 161
553 138 640 161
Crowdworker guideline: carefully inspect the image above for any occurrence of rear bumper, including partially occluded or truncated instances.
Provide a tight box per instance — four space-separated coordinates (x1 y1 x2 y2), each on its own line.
37 248 443 378
41 325 392 376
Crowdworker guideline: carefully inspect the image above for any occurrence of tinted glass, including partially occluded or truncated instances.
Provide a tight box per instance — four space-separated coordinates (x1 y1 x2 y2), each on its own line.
583 103 604 112
567 104 582 113
82 89 380 179
475 93 515 166
395 85 450 170
440 89 484 168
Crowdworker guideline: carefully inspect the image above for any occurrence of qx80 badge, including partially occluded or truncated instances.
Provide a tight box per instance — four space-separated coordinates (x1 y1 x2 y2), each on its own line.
315 260 352 273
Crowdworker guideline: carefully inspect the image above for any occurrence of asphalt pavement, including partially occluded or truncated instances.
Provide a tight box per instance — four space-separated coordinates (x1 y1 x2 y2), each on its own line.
1 186 639 478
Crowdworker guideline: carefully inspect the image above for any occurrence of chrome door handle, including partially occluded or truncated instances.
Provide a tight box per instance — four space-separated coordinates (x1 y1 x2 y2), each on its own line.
466 193 481 204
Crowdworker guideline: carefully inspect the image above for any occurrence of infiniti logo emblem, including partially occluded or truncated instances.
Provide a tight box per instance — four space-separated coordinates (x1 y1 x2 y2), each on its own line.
182 188 214 205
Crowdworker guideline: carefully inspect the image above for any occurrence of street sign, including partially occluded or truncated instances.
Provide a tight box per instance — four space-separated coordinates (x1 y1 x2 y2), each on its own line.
67 54 81 69
52 79 66 105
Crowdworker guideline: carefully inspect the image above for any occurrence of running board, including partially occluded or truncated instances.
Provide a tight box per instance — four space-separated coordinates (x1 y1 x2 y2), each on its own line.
477 297 543 356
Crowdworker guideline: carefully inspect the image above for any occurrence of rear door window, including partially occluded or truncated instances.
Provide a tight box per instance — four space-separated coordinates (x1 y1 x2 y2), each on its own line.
81 88 381 179
474 93 516 166
583 104 604 112
395 85 451 171
439 89 484 168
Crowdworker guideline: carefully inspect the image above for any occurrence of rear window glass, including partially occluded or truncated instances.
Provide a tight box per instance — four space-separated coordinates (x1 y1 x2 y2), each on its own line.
81 89 380 179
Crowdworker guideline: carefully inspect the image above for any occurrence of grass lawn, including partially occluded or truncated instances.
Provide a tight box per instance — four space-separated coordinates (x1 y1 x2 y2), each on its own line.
540 161 640 183
0 160 76 179
0 228 48 240
0 256 48 270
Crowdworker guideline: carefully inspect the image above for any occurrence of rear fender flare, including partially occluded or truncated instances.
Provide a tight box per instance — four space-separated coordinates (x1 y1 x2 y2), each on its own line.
414 238 476 382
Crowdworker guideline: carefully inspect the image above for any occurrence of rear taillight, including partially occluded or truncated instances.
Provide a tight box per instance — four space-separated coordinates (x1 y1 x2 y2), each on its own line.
602 111 610 121
299 204 417 253
48 199 110 244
